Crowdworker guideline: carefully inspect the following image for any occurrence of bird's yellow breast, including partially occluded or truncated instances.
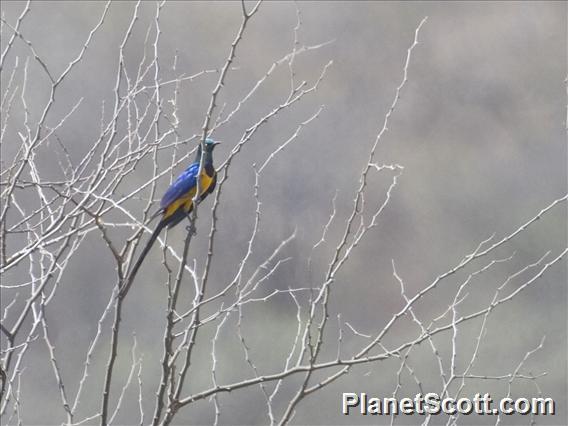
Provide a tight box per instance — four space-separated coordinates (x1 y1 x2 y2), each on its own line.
163 171 215 220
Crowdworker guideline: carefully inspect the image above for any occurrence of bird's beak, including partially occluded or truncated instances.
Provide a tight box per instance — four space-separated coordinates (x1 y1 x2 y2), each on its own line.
213 141 221 146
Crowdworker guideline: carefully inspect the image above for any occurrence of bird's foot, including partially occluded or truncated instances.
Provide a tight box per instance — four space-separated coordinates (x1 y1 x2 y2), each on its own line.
185 222 197 236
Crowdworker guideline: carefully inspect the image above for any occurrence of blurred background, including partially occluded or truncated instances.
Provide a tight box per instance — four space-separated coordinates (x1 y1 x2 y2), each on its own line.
1 1 566 425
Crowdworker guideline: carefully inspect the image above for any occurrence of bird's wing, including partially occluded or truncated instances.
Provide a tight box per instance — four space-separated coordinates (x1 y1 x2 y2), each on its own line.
160 162 199 209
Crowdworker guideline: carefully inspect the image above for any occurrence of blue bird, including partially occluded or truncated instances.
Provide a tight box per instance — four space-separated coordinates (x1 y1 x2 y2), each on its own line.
120 138 220 296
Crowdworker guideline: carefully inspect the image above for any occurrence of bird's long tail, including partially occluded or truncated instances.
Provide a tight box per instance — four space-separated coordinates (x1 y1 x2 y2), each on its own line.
119 220 166 297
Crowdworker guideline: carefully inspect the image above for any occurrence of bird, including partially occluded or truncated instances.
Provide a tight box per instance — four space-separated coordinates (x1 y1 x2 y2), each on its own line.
119 138 220 296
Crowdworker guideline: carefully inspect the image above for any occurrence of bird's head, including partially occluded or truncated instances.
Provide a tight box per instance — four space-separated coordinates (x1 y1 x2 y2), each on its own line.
197 137 220 154
195 138 220 162
204 137 220 152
